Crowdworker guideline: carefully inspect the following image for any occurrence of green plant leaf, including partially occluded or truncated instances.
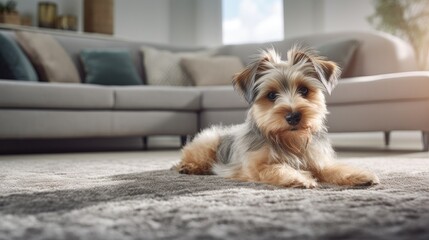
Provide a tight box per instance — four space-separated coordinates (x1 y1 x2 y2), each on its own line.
367 0 429 70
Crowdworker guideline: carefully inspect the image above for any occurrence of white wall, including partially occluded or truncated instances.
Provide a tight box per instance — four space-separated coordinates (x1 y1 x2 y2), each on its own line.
14 0 376 46
15 0 171 44
321 0 373 33
194 0 222 47
283 0 320 38
188 0 375 45
283 0 373 39
114 0 222 46
114 0 170 44
169 0 197 46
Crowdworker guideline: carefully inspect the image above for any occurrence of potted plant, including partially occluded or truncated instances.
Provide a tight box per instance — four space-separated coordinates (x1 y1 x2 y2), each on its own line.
0 0 20 25
368 0 429 70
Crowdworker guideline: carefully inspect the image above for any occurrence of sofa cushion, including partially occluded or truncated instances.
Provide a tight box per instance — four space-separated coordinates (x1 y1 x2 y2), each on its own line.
0 80 114 109
141 47 215 86
80 49 142 86
198 86 248 110
113 86 201 111
111 112 198 136
15 31 81 83
181 56 244 86
0 33 38 81
327 72 429 105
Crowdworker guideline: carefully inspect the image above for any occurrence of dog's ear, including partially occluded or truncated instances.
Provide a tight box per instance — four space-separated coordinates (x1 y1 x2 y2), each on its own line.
233 49 281 103
287 46 341 95
312 59 340 95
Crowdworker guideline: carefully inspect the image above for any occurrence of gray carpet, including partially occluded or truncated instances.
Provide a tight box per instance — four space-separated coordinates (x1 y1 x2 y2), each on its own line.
0 151 428 240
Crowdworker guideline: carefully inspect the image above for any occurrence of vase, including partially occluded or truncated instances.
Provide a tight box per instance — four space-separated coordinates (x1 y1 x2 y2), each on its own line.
56 15 77 31
38 2 57 28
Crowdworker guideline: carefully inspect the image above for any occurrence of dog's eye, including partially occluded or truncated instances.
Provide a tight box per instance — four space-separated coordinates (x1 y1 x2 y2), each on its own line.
298 86 309 97
267 91 278 101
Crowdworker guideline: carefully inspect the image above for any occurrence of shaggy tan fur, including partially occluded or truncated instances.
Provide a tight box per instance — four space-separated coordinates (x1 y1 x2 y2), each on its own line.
175 47 379 188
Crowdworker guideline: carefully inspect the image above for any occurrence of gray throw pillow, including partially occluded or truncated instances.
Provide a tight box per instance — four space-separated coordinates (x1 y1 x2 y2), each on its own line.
80 49 142 86
315 39 360 77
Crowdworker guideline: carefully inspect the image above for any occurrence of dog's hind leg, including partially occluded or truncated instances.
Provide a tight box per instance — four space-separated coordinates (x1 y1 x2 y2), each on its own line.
174 127 221 175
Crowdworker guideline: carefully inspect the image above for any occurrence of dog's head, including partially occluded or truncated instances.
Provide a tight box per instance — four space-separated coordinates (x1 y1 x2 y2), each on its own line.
233 46 340 153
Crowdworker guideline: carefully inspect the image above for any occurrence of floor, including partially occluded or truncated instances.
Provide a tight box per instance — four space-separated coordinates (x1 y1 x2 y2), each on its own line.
150 130 428 157
1 131 428 240
330 131 427 157
0 131 427 161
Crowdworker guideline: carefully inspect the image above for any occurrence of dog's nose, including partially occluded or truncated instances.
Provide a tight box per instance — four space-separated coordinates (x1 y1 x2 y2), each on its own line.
285 112 302 126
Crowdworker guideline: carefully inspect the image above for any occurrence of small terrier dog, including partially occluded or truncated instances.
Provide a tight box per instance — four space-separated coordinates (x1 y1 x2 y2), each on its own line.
175 46 379 188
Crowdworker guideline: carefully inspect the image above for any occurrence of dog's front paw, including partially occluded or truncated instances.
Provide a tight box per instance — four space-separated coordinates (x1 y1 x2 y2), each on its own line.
174 162 212 175
319 164 380 187
176 165 190 174
175 163 194 174
298 178 318 189
288 172 318 189
345 172 380 186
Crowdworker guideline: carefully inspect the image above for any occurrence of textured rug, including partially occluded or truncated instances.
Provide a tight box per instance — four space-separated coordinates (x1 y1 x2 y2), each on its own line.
0 151 428 240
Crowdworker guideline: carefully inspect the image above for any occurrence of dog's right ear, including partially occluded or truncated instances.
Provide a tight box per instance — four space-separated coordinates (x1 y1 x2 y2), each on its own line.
233 49 281 104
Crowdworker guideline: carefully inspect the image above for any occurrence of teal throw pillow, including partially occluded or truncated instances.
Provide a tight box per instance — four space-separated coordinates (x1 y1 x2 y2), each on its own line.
0 32 38 81
80 49 142 85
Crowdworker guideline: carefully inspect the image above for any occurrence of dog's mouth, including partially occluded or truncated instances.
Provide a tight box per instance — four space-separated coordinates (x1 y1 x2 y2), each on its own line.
289 124 311 132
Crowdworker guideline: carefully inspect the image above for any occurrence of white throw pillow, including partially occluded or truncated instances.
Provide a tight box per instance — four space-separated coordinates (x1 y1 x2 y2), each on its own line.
141 47 215 86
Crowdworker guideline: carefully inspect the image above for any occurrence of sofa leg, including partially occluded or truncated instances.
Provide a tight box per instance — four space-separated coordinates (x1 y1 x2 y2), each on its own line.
384 131 391 146
422 132 429 151
142 136 148 150
180 135 188 147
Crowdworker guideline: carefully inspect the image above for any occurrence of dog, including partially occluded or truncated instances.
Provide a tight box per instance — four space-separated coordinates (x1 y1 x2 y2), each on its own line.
174 46 379 188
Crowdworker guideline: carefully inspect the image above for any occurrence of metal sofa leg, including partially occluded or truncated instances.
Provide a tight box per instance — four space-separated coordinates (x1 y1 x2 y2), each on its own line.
180 135 194 147
142 136 148 150
422 132 429 151
180 135 188 147
384 131 391 146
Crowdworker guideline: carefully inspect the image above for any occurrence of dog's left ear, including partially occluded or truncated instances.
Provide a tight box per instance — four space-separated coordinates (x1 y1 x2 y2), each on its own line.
288 47 341 95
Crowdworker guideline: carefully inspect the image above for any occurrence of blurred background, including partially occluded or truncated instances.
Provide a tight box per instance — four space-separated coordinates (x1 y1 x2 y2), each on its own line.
2 0 375 46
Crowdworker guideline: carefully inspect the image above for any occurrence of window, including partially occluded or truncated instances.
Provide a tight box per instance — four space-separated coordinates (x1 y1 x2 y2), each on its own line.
222 0 284 45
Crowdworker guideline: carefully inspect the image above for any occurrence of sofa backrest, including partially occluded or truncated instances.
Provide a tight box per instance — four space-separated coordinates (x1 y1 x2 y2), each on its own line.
1 28 418 81
53 34 203 83
218 31 418 78
0 28 202 83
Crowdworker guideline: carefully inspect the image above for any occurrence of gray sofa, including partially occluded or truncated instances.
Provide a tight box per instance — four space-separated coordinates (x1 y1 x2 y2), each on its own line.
1 27 428 151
